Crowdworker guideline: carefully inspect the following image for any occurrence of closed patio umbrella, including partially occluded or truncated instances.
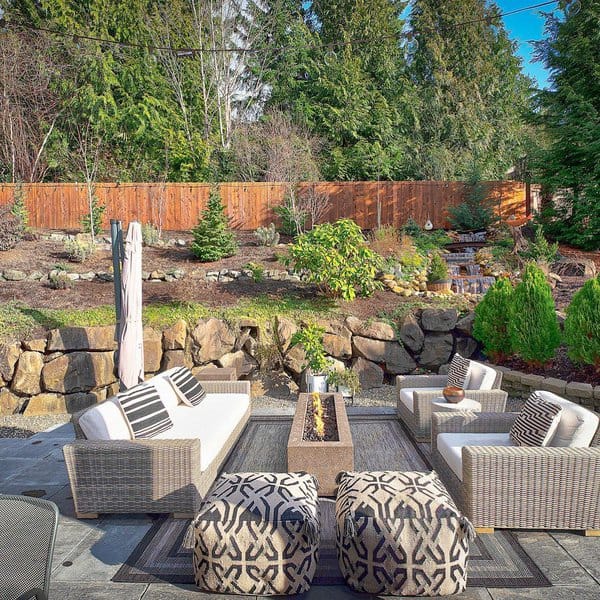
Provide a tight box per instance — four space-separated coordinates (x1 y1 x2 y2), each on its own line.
118 221 144 389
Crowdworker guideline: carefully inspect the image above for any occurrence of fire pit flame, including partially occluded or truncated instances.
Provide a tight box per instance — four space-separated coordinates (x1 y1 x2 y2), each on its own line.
311 392 325 439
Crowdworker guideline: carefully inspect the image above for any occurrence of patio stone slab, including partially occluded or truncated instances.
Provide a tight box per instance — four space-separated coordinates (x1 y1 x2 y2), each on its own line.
0 457 42 481
552 533 600 584
374 589 492 600
52 517 101 567
513 531 598 587
0 437 68 459
52 521 152 581
29 422 75 440
0 481 65 498
488 586 600 599
4 455 69 486
48 582 147 600
142 584 253 599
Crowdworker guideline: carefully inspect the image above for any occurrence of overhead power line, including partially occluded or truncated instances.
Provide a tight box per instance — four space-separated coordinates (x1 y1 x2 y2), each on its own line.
4 0 560 56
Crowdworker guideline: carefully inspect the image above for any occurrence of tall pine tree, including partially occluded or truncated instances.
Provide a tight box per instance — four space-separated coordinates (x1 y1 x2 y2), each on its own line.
408 0 532 180
533 0 600 250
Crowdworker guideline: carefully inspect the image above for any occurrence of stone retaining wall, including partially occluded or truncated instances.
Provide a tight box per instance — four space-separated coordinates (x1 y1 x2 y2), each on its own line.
0 308 479 415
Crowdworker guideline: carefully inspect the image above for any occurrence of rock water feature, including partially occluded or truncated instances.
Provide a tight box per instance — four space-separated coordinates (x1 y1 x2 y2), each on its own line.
444 236 496 295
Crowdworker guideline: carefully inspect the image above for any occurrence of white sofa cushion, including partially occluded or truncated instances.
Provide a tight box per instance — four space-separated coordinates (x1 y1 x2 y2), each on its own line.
466 362 497 390
399 388 445 413
437 432 514 480
79 398 132 441
154 393 250 470
536 391 599 447
152 374 183 418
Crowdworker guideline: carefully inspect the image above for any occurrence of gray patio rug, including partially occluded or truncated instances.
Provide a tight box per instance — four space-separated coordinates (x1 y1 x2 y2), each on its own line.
113 416 551 588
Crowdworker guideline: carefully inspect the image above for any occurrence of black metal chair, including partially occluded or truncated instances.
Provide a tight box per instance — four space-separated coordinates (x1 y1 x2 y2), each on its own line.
0 494 59 600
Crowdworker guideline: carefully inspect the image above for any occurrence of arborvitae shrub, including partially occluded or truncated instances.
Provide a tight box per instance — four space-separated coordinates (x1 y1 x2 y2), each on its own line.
473 277 514 361
508 263 561 365
564 276 600 370
190 186 237 262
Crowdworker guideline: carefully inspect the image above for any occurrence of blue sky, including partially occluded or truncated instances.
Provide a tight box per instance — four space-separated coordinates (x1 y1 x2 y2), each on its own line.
496 0 557 88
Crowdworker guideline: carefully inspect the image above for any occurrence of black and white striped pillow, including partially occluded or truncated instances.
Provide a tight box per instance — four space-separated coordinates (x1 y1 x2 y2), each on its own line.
510 392 563 447
117 383 173 439
167 367 207 407
447 353 470 388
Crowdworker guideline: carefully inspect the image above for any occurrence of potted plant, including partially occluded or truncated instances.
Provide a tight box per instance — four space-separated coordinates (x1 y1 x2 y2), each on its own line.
426 252 452 292
327 368 361 403
291 324 330 393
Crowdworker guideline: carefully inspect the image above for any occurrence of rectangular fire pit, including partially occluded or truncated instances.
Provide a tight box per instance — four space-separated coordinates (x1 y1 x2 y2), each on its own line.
287 392 354 496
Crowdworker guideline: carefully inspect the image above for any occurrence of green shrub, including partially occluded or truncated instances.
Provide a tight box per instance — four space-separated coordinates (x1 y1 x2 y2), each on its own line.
0 206 23 251
11 181 29 231
48 270 73 290
519 224 559 264
274 195 306 236
427 252 449 283
244 261 264 283
64 238 95 262
141 223 161 246
564 276 600 369
326 368 361 394
448 173 497 232
81 195 105 236
509 263 561 365
190 186 238 262
254 223 280 246
287 219 383 300
401 218 422 237
473 278 514 361
290 323 328 374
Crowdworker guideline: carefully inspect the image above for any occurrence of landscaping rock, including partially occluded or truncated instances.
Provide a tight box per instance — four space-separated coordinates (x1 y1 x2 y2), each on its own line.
455 337 478 359
0 389 23 415
418 334 454 368
565 381 594 399
24 392 98 415
47 326 117 352
3 269 27 281
161 350 190 371
352 337 415 375
253 372 299 399
553 257 596 277
455 313 475 336
283 345 306 377
421 309 458 332
276 317 297 353
351 357 384 390
345 316 396 341
0 343 21 382
540 377 567 395
27 271 44 281
398 314 424 353
23 338 47 353
162 319 187 351
143 327 163 373
42 351 116 393
218 350 258 377
323 333 352 359
191 318 236 363
11 351 44 396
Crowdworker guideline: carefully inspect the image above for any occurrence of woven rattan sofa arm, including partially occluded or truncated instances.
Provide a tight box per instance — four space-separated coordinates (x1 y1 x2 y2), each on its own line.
199 380 251 395
63 439 202 515
463 446 600 530
459 389 508 412
396 374 448 389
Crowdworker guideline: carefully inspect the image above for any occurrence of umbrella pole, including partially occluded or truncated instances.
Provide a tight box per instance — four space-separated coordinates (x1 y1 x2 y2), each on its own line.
110 219 124 340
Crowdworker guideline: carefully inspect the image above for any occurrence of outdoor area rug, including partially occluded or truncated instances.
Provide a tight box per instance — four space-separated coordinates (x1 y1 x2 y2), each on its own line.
113 416 551 589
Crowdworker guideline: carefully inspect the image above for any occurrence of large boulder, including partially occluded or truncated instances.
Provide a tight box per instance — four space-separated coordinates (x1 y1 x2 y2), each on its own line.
323 333 352 359
351 357 384 390
418 334 454 368
553 257 596 278
283 345 306 377
24 392 99 415
275 317 297 353
143 327 163 373
42 351 116 393
398 314 424 353
352 337 415 374
421 309 458 332
47 326 117 352
23 338 48 353
218 350 258 377
161 350 191 371
191 318 236 363
162 319 187 350
11 351 44 396
456 337 478 359
0 388 23 415
0 342 21 383
345 316 396 341
455 313 475 336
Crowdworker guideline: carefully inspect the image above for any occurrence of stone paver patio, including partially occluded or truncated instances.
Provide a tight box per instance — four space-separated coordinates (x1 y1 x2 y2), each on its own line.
1 412 599 600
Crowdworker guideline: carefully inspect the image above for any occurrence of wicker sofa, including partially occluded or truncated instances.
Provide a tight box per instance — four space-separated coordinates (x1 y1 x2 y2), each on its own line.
431 392 600 534
63 372 251 518
396 361 507 441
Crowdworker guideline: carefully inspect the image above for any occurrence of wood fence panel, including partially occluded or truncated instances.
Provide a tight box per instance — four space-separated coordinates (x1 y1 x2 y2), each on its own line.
0 180 527 231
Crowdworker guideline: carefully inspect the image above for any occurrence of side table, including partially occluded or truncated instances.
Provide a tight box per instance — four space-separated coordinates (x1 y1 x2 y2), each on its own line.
431 397 481 412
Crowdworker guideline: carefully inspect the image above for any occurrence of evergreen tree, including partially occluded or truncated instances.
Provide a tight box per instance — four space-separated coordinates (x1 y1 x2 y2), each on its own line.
190 186 238 262
508 263 561 365
408 0 532 179
532 1 600 250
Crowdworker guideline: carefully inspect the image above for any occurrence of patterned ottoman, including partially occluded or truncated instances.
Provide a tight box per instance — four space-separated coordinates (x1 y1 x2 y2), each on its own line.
336 471 475 596
193 471 320 595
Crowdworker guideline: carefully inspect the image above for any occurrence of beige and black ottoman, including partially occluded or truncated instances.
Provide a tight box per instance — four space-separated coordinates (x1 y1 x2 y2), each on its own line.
193 471 320 595
336 470 475 596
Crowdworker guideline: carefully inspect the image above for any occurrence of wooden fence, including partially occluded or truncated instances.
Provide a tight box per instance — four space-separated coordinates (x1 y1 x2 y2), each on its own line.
0 181 528 231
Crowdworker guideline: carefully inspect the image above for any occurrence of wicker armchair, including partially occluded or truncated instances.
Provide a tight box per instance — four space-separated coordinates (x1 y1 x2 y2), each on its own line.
396 367 507 441
64 380 250 519
431 410 600 534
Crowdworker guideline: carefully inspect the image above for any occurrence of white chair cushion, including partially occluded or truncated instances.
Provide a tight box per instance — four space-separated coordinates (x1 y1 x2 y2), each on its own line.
399 388 445 413
535 391 599 447
154 393 250 470
437 432 514 481
465 362 497 390
152 373 182 418
79 398 133 440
